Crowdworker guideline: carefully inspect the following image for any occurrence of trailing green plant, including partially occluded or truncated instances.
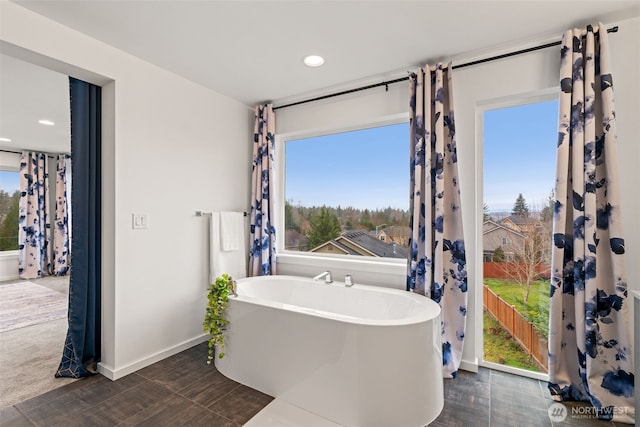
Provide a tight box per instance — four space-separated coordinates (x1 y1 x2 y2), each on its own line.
203 273 233 363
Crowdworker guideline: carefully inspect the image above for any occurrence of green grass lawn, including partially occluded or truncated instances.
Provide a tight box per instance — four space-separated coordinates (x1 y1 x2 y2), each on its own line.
484 278 549 338
483 310 543 372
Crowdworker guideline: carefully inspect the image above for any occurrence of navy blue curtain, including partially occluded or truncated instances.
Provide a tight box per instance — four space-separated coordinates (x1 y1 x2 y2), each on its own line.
56 77 101 378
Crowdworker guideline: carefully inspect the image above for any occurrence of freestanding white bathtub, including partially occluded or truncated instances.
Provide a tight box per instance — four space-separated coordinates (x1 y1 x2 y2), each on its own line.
215 275 443 427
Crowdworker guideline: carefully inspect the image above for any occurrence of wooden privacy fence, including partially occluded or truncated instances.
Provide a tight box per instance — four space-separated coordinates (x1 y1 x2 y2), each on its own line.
483 262 551 280
483 285 548 371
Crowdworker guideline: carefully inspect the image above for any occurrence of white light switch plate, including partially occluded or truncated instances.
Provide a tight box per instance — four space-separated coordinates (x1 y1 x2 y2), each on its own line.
132 213 148 229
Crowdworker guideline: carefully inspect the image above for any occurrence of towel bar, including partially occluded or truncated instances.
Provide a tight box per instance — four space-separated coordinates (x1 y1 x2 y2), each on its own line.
196 210 248 217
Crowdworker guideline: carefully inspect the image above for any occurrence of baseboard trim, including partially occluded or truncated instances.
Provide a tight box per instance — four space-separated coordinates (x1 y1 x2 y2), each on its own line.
97 334 209 381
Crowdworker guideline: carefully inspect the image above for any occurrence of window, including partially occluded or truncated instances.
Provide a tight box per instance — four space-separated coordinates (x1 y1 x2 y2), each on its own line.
482 97 557 375
283 121 409 259
0 170 20 251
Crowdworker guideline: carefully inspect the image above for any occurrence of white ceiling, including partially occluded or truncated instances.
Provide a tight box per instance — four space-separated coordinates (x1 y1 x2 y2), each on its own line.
10 0 640 105
0 54 70 154
1 1 639 153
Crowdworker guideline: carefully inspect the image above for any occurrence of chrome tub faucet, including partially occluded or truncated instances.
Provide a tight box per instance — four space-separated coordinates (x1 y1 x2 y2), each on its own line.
313 271 333 284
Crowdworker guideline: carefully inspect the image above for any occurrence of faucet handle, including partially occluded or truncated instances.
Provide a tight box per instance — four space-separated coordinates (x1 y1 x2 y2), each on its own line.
325 271 332 284
229 277 238 297
345 275 353 287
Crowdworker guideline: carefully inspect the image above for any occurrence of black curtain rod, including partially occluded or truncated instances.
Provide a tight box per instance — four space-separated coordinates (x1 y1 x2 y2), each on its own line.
0 149 69 158
274 26 619 111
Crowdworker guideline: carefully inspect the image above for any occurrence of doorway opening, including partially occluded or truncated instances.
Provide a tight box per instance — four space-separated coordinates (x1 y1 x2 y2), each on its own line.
480 94 558 379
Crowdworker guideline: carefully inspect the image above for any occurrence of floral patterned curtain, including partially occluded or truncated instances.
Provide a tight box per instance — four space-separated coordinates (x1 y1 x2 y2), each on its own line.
248 104 276 276
548 25 634 424
18 152 51 279
407 64 467 378
53 154 71 276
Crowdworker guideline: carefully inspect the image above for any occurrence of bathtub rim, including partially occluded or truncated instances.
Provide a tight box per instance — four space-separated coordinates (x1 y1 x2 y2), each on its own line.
232 274 441 327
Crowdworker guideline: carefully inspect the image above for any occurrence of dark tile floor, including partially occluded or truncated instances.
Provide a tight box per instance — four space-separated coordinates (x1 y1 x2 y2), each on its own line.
0 342 628 426
0 343 272 427
432 368 622 427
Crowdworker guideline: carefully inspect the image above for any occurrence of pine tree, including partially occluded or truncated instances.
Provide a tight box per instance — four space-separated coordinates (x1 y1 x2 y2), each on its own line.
512 193 529 218
284 201 298 232
540 189 555 223
307 207 341 248
483 203 491 221
359 209 375 231
492 246 506 262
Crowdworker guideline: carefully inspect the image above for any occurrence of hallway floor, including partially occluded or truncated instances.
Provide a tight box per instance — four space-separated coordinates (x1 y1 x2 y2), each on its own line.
0 276 74 408
1 341 625 426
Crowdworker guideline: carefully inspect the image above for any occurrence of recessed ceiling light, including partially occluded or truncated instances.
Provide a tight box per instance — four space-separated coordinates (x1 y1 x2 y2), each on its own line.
0 137 11 142
303 55 325 67
38 119 55 126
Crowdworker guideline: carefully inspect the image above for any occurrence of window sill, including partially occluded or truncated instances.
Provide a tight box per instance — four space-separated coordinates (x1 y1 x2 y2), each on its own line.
0 250 18 259
277 251 406 275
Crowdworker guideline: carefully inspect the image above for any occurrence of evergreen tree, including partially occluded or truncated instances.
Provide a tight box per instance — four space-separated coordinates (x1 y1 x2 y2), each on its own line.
359 209 375 231
512 193 529 218
0 191 19 251
0 189 12 219
540 189 555 223
307 207 341 248
492 246 506 262
483 203 491 221
284 201 298 232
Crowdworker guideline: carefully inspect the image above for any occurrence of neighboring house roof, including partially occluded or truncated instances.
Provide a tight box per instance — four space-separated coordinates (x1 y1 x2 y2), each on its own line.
502 215 549 234
502 215 540 227
502 215 540 226
482 219 503 234
482 220 525 238
309 240 354 255
379 226 411 239
309 230 408 258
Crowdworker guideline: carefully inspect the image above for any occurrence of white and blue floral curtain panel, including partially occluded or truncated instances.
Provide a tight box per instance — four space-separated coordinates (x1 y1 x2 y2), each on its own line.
407 64 467 378
249 104 276 276
53 154 71 276
548 25 634 424
18 152 51 279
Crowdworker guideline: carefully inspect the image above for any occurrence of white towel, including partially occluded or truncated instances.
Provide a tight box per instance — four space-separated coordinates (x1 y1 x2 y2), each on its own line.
210 212 247 283
220 211 244 251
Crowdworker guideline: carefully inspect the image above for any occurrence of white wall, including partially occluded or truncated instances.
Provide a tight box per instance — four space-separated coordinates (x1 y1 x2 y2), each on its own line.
0 2 253 378
276 16 639 372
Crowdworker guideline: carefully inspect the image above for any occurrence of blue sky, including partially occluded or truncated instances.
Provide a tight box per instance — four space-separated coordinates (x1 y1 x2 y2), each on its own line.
483 99 558 212
286 123 409 210
0 170 20 193
286 99 558 213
